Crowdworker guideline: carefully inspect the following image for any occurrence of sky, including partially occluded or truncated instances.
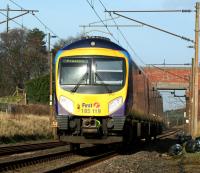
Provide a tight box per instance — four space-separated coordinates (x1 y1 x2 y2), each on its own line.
0 0 197 111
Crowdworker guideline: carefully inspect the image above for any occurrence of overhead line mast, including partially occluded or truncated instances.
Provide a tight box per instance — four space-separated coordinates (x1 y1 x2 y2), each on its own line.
193 2 199 137
0 5 39 32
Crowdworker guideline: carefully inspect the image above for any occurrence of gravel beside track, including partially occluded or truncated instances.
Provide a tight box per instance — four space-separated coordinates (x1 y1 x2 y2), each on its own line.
74 130 186 173
75 150 179 173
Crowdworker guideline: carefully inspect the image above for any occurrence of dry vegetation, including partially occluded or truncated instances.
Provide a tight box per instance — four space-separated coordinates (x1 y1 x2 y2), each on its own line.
0 112 52 144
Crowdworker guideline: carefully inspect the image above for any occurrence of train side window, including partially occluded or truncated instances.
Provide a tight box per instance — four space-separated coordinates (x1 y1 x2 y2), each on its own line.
139 70 141 75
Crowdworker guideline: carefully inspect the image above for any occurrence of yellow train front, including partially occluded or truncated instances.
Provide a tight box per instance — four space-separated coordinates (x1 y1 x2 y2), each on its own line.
54 36 163 146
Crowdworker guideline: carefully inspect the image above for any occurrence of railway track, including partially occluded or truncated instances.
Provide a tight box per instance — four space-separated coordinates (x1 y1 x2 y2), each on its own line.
0 149 74 172
45 129 181 173
0 129 180 172
44 150 117 173
0 141 67 157
157 129 181 139
0 144 117 172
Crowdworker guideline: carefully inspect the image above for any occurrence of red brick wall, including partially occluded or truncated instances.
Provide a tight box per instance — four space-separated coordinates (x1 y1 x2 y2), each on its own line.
144 67 200 118
144 67 191 84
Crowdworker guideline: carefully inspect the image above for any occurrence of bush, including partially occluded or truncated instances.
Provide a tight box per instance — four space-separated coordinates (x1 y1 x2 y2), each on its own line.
25 75 50 104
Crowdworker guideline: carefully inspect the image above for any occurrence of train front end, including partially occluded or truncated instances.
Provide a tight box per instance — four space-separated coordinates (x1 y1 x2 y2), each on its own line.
54 37 129 144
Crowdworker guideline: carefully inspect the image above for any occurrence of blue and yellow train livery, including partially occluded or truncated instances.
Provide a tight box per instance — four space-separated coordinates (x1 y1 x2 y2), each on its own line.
54 36 163 146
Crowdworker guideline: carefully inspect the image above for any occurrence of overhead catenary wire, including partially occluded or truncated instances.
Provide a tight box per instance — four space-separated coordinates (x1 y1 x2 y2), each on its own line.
8 0 23 9
165 95 185 110
86 0 119 43
0 11 55 48
0 11 29 25
97 0 146 66
113 12 194 43
7 0 193 70
31 13 61 40
88 16 120 25
149 64 189 81
83 29 114 36
147 63 191 66
8 0 62 41
176 96 186 105
0 11 24 28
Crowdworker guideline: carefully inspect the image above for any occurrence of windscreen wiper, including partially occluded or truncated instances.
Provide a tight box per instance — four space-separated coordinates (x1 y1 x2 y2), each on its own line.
95 72 112 93
71 72 88 93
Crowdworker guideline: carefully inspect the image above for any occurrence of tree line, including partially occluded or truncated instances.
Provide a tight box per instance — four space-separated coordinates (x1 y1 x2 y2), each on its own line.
0 27 82 97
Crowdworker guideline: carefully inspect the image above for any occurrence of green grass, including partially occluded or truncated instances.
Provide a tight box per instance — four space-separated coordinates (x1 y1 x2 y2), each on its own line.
171 147 200 172
182 152 200 164
0 95 24 104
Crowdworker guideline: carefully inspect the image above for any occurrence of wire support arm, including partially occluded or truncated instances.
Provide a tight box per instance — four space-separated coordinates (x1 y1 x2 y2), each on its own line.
106 9 193 13
0 11 29 25
0 9 39 12
80 24 143 28
113 12 194 43
86 0 119 43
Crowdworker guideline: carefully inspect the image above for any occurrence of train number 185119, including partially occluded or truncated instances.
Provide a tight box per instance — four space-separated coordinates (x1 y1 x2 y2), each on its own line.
81 109 101 114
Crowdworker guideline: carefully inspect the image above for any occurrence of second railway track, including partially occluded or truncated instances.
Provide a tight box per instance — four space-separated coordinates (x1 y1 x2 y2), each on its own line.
0 141 67 156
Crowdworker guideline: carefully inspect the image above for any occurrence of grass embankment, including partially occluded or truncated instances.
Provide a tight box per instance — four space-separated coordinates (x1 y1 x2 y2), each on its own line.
180 152 200 172
0 113 52 144
171 148 200 172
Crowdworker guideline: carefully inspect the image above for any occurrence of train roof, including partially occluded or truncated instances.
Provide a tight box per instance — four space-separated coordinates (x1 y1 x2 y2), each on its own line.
61 36 127 52
56 36 156 90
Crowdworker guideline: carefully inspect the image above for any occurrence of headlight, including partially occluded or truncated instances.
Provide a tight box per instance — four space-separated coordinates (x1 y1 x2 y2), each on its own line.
60 96 74 113
108 97 123 114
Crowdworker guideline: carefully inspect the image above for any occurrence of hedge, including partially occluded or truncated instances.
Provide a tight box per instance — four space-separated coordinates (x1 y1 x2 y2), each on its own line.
25 75 50 104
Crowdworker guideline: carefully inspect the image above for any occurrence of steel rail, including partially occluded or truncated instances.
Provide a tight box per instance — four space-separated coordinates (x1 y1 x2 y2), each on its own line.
0 141 67 156
157 129 181 139
0 130 180 172
0 150 73 172
0 145 110 172
44 151 117 173
43 130 181 173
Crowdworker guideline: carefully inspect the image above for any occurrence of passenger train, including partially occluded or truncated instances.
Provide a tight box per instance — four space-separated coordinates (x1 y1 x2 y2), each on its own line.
54 36 163 149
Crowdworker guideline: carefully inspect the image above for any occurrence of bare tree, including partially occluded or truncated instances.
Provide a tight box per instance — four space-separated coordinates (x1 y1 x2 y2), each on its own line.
25 28 48 79
0 28 48 96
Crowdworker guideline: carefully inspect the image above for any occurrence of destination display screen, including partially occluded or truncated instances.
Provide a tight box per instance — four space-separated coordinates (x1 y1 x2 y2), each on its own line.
61 59 88 64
